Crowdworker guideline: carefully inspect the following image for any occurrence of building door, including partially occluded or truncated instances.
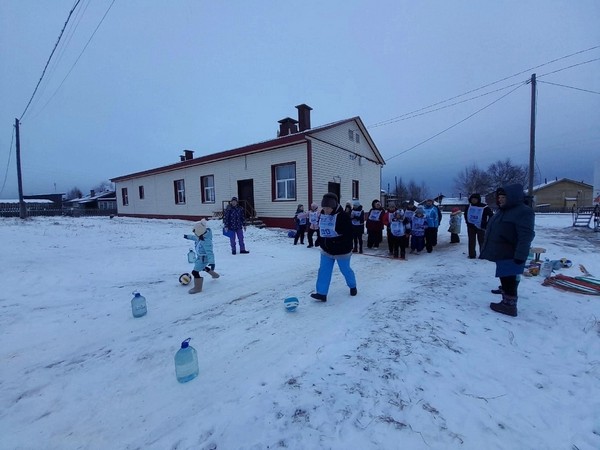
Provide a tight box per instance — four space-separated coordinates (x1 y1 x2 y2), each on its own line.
328 182 341 203
237 179 255 218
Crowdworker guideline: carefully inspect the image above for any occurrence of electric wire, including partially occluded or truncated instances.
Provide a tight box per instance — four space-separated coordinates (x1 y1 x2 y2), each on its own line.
386 81 527 162
0 128 16 196
368 45 600 129
537 80 600 95
33 0 117 119
19 0 82 122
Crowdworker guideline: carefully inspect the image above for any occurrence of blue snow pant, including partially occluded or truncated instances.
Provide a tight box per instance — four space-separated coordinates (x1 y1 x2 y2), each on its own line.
315 252 356 295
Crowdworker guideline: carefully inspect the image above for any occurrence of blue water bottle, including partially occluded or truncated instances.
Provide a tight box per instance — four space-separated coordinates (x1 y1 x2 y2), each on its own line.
174 338 199 383
187 249 196 263
131 291 147 318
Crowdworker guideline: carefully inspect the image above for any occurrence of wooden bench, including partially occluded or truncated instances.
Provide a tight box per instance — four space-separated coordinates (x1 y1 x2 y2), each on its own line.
530 247 546 262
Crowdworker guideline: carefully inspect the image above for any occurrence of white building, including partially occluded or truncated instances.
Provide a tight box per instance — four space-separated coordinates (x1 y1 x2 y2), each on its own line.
111 105 385 228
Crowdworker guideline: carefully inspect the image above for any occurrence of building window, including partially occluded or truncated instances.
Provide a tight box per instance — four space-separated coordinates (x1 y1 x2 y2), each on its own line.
348 129 354 140
138 186 144 200
174 179 186 204
201 175 215 203
273 163 296 200
355 133 360 143
352 180 359 200
121 188 129 206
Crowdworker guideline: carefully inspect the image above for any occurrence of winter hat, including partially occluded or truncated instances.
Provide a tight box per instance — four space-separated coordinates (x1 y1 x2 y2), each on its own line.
469 193 481 202
310 202 318 210
352 200 361 208
416 206 425 214
193 219 208 236
231 196 238 202
371 199 381 208
387 202 397 210
451 207 461 214
321 192 338 209
297 204 304 209
496 187 506 196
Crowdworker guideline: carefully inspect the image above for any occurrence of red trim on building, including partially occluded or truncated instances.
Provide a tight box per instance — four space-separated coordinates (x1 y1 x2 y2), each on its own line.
307 140 313 207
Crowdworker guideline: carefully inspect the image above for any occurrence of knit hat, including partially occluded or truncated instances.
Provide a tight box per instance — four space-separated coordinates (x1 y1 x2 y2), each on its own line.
193 219 208 236
371 199 381 208
416 206 424 214
321 192 338 209
469 193 481 202
451 207 461 214
310 202 318 210
352 200 360 207
231 196 238 202
496 187 506 196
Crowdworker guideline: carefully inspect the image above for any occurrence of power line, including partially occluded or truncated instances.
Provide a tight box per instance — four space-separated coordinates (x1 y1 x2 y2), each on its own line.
538 80 600 95
368 45 600 129
33 0 117 119
371 81 524 127
537 57 600 79
0 127 16 196
20 0 82 121
386 81 527 162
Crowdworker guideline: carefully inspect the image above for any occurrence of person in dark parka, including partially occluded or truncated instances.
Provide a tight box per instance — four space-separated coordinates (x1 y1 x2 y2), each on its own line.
310 193 357 302
480 184 535 317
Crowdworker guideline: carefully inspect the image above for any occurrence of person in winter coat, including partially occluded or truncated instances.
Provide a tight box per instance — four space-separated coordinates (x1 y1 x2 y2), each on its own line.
306 203 321 248
183 219 219 294
310 193 357 302
293 204 308 245
409 207 428 254
344 201 352 216
480 184 535 317
423 199 442 253
404 200 417 222
448 207 463 243
389 209 411 259
465 193 494 259
223 196 249 255
350 200 365 253
383 201 398 255
366 199 384 249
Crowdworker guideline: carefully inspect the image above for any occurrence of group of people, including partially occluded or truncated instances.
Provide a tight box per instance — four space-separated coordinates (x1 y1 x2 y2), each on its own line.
185 186 535 318
310 185 535 318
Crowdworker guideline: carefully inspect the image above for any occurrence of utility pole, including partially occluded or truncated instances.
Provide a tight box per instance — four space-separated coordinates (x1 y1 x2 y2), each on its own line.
528 74 536 208
15 118 27 219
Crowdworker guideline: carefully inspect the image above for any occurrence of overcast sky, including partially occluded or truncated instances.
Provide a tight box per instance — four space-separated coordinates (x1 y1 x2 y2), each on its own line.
1 0 599 199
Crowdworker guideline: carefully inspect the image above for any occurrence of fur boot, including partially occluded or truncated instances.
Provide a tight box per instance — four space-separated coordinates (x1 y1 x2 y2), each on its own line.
188 276 203 294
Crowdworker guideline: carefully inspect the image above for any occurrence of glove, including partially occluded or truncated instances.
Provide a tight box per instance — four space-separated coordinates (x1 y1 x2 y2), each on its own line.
224 227 228 233
514 259 525 265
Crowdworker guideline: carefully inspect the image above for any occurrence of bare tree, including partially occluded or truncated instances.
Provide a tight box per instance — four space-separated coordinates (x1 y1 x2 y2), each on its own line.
487 158 528 188
454 164 491 195
92 180 114 193
406 180 428 202
394 177 408 202
66 187 83 200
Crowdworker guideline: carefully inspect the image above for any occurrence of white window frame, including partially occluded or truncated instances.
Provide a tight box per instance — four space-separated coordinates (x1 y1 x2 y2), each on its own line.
201 175 215 203
273 163 296 200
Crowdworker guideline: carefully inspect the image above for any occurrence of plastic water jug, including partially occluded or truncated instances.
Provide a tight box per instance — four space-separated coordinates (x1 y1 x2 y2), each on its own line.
187 249 196 263
540 258 553 278
174 338 199 383
131 292 147 318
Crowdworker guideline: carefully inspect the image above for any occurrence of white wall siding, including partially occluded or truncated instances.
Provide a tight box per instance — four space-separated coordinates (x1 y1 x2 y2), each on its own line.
117 143 309 219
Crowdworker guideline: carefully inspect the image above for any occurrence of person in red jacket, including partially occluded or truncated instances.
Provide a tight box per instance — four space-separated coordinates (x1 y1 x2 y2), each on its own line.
366 199 384 249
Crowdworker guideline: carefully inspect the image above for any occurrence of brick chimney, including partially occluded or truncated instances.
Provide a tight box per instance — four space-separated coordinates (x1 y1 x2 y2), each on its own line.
90 190 95 197
184 150 194 160
296 104 312 132
278 117 298 137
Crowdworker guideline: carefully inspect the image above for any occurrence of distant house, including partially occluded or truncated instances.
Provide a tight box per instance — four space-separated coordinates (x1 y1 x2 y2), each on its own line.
110 105 385 228
434 195 470 212
64 190 117 215
531 178 593 212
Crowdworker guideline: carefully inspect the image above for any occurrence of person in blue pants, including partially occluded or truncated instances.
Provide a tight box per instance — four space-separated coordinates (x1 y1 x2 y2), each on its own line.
311 193 357 302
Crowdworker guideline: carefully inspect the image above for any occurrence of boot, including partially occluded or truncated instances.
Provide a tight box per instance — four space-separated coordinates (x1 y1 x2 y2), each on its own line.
490 294 517 317
491 285 503 295
207 269 220 279
350 287 357 296
310 293 327 302
188 277 203 294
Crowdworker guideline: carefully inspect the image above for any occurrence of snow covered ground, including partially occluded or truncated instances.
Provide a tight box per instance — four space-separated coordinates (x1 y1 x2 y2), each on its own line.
1 214 599 450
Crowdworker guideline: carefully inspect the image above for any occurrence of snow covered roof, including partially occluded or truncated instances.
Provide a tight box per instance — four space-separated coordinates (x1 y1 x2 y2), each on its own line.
0 199 54 204
532 178 592 191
